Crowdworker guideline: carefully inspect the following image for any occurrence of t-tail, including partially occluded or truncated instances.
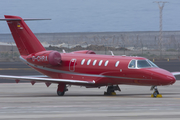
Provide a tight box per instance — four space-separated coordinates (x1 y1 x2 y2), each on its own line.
0 15 50 55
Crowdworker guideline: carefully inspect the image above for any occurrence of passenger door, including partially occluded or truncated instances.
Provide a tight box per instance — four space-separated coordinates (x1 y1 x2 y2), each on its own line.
69 59 76 71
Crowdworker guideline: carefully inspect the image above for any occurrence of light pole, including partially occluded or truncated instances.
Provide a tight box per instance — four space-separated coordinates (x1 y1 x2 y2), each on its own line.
154 1 168 58
11 42 14 60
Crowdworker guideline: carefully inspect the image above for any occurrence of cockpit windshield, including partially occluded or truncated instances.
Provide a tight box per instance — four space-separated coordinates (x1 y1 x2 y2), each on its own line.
147 60 158 67
128 60 136 68
137 60 151 68
128 59 158 69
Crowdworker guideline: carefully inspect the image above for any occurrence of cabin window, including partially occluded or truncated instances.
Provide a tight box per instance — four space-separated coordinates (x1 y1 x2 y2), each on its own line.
128 60 136 68
87 59 91 65
115 61 120 67
93 60 97 66
81 59 85 65
99 60 103 66
104 60 109 66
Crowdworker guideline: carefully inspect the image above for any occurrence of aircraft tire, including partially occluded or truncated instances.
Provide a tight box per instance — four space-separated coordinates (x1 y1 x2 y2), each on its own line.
57 91 65 96
153 91 158 97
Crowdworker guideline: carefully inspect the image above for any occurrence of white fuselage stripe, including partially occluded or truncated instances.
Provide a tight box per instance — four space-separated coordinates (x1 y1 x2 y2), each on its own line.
20 56 152 81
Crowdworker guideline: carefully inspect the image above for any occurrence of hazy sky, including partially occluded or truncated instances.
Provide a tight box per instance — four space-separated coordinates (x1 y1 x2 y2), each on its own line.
0 0 180 33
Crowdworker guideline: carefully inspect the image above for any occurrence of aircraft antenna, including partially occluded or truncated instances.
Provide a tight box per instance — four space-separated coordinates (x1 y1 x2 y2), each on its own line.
62 49 66 53
110 51 114 56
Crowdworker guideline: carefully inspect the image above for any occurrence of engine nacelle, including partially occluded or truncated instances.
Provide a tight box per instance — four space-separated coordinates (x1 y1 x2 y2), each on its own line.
26 50 61 66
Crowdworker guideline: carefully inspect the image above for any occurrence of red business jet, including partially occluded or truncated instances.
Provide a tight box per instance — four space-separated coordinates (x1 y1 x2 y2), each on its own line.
0 15 179 97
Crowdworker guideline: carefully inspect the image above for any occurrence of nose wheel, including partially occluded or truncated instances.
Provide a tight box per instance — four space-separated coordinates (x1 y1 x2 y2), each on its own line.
150 86 162 98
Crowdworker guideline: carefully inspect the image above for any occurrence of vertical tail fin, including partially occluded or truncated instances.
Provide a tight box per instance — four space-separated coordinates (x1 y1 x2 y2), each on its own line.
3 15 46 55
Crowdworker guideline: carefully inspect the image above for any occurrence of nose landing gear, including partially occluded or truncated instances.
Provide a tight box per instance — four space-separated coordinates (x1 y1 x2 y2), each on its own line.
104 85 121 96
150 86 162 98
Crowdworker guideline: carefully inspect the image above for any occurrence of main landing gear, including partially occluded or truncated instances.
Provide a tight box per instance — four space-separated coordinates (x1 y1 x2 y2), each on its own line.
57 83 68 96
150 86 162 98
104 85 121 96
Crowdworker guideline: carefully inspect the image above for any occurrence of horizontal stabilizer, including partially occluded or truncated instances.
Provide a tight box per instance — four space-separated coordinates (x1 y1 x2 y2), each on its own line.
0 18 51 21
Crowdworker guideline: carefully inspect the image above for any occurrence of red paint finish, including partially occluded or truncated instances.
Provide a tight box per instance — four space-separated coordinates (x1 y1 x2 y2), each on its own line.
26 50 61 66
23 53 176 87
4 15 176 88
4 15 45 55
71 50 96 54
57 83 66 92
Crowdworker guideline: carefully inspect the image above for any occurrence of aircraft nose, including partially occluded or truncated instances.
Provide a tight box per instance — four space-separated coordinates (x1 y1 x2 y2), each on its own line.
158 71 176 85
164 74 176 85
149 68 176 85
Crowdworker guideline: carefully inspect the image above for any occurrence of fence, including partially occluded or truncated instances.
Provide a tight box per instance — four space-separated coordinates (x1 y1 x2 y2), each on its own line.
1 31 180 61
